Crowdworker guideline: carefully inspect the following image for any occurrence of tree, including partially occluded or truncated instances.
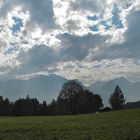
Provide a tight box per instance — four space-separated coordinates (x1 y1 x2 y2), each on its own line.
0 96 3 115
13 99 25 116
25 95 34 115
57 80 84 114
31 98 40 115
2 98 12 116
83 90 103 113
109 85 125 110
13 95 34 116
41 101 48 115
47 99 57 115
57 80 103 115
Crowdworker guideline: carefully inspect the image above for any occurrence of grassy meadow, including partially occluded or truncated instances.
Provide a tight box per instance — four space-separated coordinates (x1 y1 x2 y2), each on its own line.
0 108 139 140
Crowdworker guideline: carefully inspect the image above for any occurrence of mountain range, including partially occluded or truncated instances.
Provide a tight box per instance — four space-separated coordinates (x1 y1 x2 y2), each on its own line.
0 74 67 103
88 77 140 106
0 75 139 106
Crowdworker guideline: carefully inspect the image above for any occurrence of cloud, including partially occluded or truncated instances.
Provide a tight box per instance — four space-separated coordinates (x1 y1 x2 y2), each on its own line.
17 32 108 71
0 0 55 31
17 45 59 74
69 0 106 13
81 7 140 62
91 9 140 61
57 33 109 61
12 32 109 77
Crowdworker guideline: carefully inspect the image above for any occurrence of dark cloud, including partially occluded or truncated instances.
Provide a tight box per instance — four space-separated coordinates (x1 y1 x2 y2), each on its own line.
69 0 106 13
124 10 140 47
24 0 55 30
57 33 109 61
0 0 55 30
64 19 80 33
113 10 140 58
89 10 140 61
18 45 59 74
15 32 109 75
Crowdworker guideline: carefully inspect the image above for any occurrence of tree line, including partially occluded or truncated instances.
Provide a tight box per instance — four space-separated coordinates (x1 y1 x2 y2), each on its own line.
0 80 126 116
0 95 48 116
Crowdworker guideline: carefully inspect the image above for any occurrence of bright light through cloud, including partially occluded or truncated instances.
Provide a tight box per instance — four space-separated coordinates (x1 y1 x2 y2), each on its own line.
106 0 114 5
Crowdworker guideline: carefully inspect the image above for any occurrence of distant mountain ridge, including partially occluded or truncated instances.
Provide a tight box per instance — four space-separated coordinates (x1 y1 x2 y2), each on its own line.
0 74 67 103
0 75 139 106
88 77 140 106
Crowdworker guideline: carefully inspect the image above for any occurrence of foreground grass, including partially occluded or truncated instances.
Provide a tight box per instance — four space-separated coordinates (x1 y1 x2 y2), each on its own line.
0 109 139 140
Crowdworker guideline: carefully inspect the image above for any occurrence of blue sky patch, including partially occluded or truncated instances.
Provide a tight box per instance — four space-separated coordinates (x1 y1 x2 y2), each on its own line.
11 17 23 33
89 25 99 32
87 15 98 21
112 4 123 29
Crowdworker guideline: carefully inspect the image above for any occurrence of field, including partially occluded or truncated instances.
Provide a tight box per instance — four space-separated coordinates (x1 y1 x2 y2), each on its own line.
0 109 139 140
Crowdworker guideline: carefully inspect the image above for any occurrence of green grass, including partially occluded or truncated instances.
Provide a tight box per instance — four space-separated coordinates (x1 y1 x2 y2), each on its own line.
0 109 139 140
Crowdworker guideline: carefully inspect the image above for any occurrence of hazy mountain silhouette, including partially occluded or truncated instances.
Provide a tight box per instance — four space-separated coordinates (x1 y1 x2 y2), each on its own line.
0 74 67 103
0 75 139 105
88 77 140 106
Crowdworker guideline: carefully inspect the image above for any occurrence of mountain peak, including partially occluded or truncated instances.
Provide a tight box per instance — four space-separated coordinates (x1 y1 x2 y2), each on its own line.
109 77 131 87
112 77 129 82
89 77 140 106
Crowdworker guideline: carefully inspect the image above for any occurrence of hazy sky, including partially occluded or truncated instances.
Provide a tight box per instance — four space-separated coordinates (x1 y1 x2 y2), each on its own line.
0 0 140 85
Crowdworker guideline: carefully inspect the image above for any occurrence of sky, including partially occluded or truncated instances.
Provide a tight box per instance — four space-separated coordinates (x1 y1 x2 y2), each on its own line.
0 0 140 85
